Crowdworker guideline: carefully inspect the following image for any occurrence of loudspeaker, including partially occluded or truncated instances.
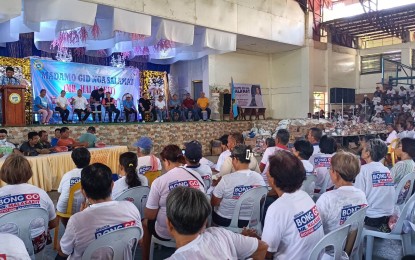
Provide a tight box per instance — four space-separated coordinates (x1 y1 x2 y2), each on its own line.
330 88 355 104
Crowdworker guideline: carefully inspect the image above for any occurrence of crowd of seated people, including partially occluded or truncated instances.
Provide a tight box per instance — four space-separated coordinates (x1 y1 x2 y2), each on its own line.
1 126 414 259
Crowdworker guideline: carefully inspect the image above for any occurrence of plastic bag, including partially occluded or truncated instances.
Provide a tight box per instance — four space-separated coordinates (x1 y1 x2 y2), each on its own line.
388 205 401 231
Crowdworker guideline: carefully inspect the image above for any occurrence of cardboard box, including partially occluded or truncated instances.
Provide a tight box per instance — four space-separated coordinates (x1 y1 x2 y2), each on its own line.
244 137 257 147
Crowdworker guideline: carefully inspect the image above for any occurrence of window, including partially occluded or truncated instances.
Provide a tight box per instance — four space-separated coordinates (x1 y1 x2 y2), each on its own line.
313 92 327 114
412 49 415 68
360 52 401 75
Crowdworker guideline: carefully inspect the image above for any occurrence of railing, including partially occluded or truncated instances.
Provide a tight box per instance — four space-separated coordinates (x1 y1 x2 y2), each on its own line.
382 58 415 86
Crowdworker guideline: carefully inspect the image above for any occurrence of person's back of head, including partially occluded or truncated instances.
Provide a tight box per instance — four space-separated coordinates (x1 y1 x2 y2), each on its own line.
293 140 313 160
230 132 244 145
276 129 290 145
319 135 337 154
231 144 252 164
0 154 32 184
268 151 305 193
331 151 360 182
184 140 203 165
119 152 141 188
166 186 211 235
265 138 275 148
365 139 388 162
401 138 415 160
219 134 229 148
71 147 91 168
81 163 113 201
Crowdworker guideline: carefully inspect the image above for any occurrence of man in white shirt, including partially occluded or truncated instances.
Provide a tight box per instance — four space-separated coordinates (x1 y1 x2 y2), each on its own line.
402 100 412 113
259 129 290 174
354 139 394 231
155 95 166 122
307 127 323 155
56 147 91 226
56 90 70 124
58 163 143 259
398 86 407 101
374 102 384 114
292 140 315 195
214 134 231 172
0 233 31 259
165 186 268 260
71 89 91 123
386 124 398 147
133 137 162 176
184 140 212 192
408 84 415 99
406 121 415 139
0 129 18 158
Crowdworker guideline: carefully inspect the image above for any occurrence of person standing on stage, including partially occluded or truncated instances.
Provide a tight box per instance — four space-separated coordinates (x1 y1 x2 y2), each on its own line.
56 90 70 124
34 89 53 125
0 66 20 85
89 88 104 122
123 95 138 122
138 93 154 122
102 92 120 123
71 89 91 123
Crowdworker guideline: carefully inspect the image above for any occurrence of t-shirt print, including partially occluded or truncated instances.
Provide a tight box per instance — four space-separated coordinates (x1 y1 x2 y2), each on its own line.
313 157 331 168
371 171 394 187
138 165 152 175
232 185 259 199
70 177 81 187
168 179 201 190
95 220 136 239
0 193 41 214
339 204 367 225
294 205 322 238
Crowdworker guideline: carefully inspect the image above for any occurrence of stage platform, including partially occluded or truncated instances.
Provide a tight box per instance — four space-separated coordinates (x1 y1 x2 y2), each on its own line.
2 120 280 155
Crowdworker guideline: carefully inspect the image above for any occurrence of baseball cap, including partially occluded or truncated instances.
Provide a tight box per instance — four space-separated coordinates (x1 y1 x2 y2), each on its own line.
185 140 203 163
134 136 153 150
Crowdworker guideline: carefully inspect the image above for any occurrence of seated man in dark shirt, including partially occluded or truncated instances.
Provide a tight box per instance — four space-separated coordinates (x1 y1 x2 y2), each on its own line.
138 93 155 122
102 92 120 123
90 88 104 122
38 130 52 149
20 132 50 156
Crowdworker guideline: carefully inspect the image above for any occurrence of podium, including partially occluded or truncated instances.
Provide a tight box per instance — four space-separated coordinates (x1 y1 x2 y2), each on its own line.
1 85 26 126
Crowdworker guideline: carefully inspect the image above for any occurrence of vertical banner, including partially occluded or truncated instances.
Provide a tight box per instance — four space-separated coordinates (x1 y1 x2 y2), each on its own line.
233 83 264 108
30 58 140 109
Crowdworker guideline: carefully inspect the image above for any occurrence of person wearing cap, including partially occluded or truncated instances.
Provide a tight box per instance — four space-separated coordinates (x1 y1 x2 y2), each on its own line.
134 136 162 176
123 95 138 122
211 144 266 227
78 127 98 148
184 140 213 192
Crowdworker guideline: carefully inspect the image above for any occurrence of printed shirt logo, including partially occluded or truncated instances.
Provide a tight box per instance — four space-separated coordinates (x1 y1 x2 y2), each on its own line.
69 177 81 187
0 254 6 260
138 165 152 175
294 205 322 238
232 185 256 199
95 220 136 239
339 204 367 224
371 171 394 187
202 175 211 180
168 180 200 191
0 193 41 214
313 157 331 168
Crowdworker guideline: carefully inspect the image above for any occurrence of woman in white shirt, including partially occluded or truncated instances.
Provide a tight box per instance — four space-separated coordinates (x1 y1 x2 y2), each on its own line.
55 90 70 124
385 124 398 147
391 138 415 204
112 152 148 200
316 152 368 234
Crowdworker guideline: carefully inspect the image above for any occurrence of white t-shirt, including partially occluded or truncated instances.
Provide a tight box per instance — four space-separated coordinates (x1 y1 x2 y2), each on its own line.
215 149 231 172
167 227 258 260
316 186 368 234
386 130 398 145
111 175 149 200
200 157 216 169
312 144 320 156
57 96 68 108
57 168 83 214
185 164 212 191
212 169 266 221
0 140 16 157
155 100 166 109
0 183 56 238
0 233 31 260
145 167 205 239
402 104 412 113
136 155 162 175
398 130 415 139
60 201 142 259
260 146 289 166
72 96 88 110
408 88 415 98
309 153 334 190
219 156 260 177
354 161 395 218
387 89 395 96
372 117 384 124
262 190 324 260
399 89 407 97
300 160 315 196
372 96 381 105
374 104 384 113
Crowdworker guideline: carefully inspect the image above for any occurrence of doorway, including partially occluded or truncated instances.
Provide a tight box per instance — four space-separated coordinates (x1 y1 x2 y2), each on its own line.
192 80 203 100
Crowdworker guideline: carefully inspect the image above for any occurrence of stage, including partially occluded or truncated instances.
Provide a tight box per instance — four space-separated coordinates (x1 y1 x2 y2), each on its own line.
3 119 280 155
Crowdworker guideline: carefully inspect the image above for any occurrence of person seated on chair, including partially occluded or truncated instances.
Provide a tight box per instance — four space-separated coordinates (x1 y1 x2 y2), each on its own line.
259 129 290 175
354 139 394 232
138 93 154 123
391 138 415 204
184 140 212 191
58 163 143 259
57 127 88 149
293 140 314 191
316 151 368 234
182 93 197 121
34 89 53 125
0 154 58 254
56 148 91 227
307 127 323 156
111 152 148 199
155 95 167 123
102 91 120 123
165 186 268 260
37 130 52 150
71 89 91 123
20 132 50 156
133 137 162 176
123 95 137 122
261 151 324 259
56 90 70 124
214 134 231 173
51 128 61 147
141 145 205 260
217 132 260 178
196 92 211 121
78 126 99 148
89 88 104 122
169 94 183 122
0 233 31 259
0 129 19 158
211 144 266 228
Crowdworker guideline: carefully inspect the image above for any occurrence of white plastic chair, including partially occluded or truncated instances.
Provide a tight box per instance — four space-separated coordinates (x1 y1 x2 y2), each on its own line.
0 208 49 258
343 207 368 260
149 235 176 260
114 186 150 219
309 224 351 260
203 177 212 192
225 186 268 234
81 226 142 260
362 193 415 260
394 173 415 209
301 174 316 198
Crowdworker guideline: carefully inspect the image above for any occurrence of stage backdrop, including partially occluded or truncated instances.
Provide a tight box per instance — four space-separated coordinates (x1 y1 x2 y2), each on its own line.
233 83 264 108
30 58 140 110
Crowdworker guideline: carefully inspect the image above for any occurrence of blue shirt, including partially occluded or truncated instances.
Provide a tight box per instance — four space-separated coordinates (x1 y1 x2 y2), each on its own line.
51 137 59 147
123 100 135 109
34 96 50 112
0 76 20 85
